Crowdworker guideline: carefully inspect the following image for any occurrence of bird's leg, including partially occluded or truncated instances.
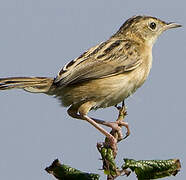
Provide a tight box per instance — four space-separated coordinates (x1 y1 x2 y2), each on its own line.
67 102 117 153
68 101 130 143
91 101 130 142
69 108 124 142
91 117 123 142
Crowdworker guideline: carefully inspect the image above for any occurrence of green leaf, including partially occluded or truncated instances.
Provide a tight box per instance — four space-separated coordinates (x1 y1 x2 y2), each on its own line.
46 159 100 180
122 158 181 179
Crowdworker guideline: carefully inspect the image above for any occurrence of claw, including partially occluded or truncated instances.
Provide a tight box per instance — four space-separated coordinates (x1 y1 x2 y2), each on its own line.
115 104 121 110
123 133 129 139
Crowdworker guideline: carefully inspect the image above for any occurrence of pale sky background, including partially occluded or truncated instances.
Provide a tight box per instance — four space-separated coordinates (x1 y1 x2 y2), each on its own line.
0 1 185 180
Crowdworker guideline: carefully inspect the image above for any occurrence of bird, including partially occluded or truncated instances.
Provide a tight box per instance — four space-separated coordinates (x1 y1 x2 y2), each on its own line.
0 15 181 147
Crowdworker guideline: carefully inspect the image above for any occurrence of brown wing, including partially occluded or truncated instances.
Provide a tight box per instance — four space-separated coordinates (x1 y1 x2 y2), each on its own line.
54 39 142 86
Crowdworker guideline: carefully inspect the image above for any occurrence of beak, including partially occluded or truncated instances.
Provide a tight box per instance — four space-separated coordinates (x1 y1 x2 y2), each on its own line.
165 22 182 30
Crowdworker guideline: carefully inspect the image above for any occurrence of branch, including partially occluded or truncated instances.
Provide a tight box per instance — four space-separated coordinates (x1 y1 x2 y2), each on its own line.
97 103 181 179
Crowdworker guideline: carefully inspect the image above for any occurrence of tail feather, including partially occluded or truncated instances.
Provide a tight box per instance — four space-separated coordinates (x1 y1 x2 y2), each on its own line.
0 77 54 93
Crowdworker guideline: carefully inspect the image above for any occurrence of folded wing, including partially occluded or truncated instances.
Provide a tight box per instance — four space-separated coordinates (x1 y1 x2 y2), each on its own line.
54 39 142 86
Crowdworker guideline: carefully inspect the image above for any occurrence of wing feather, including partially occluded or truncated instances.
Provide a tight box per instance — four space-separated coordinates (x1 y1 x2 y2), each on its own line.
55 39 142 86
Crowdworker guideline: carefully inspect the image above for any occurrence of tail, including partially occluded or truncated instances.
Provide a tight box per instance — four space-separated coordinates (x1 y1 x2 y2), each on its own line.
0 77 54 93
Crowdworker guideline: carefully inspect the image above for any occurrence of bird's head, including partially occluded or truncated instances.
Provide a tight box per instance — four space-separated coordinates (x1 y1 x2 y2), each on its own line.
115 15 181 46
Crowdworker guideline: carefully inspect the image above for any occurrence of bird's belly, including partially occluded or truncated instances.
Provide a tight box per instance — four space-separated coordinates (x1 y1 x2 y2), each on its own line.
95 70 146 108
56 64 149 108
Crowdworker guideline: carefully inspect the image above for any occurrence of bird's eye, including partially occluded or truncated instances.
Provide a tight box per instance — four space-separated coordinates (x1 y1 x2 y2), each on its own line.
149 22 156 30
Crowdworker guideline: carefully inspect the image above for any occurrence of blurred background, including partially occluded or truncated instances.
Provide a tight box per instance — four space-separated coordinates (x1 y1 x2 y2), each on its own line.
0 0 185 179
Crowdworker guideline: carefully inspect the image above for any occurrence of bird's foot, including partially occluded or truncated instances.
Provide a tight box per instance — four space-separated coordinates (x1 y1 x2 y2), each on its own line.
107 120 130 142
